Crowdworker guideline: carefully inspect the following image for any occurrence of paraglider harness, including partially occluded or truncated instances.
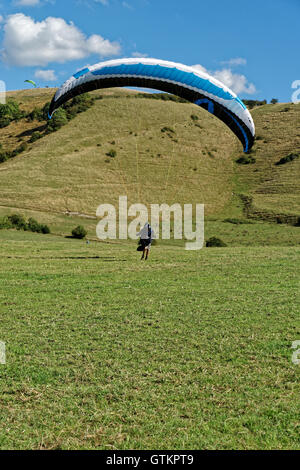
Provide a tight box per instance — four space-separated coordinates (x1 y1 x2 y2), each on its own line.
137 224 152 251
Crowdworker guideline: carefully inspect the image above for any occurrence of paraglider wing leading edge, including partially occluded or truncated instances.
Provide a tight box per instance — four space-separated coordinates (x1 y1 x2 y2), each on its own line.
49 58 255 152
25 79 37 88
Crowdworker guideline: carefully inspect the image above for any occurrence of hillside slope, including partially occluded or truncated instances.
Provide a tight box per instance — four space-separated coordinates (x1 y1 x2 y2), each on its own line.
0 89 299 227
234 102 300 222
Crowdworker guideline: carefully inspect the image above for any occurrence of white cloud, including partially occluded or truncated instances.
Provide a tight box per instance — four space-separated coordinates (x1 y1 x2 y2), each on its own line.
0 15 4 23
221 57 247 66
2 14 121 66
94 0 133 7
122 1 133 9
15 0 40 5
192 63 256 95
132 52 148 58
213 69 256 95
35 69 57 81
191 64 207 74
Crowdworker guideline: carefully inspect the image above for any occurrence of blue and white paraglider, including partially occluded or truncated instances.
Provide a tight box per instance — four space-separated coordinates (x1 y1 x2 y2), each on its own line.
49 58 255 152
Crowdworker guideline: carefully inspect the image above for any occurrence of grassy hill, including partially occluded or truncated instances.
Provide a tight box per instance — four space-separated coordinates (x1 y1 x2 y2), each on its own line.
234 102 300 223
0 88 299 240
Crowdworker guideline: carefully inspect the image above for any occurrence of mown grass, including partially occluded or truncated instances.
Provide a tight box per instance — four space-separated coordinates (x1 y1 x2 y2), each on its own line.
0 230 299 450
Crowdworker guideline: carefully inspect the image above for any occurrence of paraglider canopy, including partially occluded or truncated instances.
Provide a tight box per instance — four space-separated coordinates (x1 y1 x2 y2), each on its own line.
25 80 37 88
49 58 255 152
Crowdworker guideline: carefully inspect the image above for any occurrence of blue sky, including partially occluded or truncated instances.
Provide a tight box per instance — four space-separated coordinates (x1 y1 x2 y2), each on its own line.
0 0 299 102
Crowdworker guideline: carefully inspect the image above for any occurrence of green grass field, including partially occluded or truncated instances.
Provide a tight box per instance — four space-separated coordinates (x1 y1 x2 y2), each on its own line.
0 229 299 450
0 88 299 450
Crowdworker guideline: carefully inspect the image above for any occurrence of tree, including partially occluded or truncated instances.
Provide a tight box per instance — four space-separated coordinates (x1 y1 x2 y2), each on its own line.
206 237 227 247
47 108 68 132
270 98 278 104
72 225 87 239
0 99 24 127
